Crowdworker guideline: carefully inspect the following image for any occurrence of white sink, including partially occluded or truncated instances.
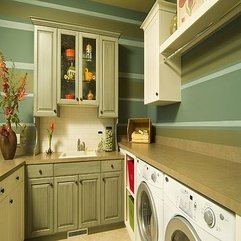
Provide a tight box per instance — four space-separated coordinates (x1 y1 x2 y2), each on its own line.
59 150 97 159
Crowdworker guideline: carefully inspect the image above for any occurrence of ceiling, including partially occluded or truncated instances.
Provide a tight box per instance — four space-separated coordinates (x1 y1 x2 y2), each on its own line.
91 0 156 13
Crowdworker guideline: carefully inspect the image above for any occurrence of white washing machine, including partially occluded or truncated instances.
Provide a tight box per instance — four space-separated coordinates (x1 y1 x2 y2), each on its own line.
136 158 164 241
163 175 236 241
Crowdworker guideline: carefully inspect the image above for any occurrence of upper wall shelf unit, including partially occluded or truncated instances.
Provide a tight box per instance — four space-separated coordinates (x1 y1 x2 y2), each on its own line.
160 0 241 58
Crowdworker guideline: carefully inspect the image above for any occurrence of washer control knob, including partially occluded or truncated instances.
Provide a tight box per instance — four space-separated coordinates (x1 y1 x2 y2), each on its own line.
204 208 215 228
151 173 157 182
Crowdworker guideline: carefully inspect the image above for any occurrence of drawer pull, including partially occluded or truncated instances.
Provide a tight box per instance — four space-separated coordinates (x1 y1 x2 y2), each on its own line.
111 164 114 169
0 188 4 194
39 170 43 175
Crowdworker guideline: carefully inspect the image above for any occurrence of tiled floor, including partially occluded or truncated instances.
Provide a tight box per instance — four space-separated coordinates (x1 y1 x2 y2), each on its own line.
58 228 132 241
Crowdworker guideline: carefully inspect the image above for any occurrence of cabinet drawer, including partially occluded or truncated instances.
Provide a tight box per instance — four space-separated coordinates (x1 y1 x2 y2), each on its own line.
0 166 24 202
54 161 100 176
101 160 122 172
27 164 53 178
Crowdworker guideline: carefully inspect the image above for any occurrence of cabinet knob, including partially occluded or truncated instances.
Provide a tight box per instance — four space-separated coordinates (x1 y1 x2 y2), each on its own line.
50 183 54 188
75 181 78 185
79 180 83 184
39 170 43 175
54 109 57 114
155 92 158 96
102 178 106 183
76 97 79 101
111 164 114 169
16 176 20 181
80 98 83 101
0 188 4 194
100 110 103 114
9 199 13 204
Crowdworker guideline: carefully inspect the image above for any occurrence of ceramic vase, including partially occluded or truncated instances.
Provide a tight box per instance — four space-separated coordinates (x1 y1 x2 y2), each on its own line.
0 128 17 160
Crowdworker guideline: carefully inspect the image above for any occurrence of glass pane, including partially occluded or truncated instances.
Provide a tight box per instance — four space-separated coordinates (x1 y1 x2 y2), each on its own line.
82 37 96 101
172 230 190 241
60 34 76 100
141 192 154 240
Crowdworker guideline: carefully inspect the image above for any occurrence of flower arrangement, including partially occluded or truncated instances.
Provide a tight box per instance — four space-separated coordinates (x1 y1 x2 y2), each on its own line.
46 123 54 154
0 51 27 136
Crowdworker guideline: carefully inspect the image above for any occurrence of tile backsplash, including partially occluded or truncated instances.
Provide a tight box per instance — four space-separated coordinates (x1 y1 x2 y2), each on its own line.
38 106 115 153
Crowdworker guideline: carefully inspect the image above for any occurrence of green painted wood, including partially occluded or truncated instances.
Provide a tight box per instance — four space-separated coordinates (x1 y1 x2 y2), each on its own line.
54 175 78 233
27 177 54 238
101 171 123 225
79 173 101 228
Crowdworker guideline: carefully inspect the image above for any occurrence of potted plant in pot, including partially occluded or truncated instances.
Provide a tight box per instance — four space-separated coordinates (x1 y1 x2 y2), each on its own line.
0 52 27 160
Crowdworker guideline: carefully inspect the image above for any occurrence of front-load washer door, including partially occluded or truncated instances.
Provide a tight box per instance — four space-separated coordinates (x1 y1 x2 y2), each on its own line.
136 181 158 241
165 216 201 241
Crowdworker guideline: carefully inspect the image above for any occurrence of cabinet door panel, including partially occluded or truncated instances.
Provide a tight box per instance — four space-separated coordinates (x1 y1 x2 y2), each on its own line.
54 175 78 232
34 26 57 116
99 36 118 117
8 182 24 241
79 173 100 228
101 171 123 224
0 196 9 241
27 177 54 237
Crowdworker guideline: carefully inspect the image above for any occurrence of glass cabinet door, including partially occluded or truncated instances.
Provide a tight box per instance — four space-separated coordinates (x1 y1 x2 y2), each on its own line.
80 34 98 105
59 30 78 103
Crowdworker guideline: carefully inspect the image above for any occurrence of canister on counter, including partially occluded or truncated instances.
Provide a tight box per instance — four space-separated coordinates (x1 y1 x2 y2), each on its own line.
104 126 113 152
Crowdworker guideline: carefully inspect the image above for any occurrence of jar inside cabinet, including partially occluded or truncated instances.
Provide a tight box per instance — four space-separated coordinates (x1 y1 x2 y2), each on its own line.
82 37 97 102
60 33 78 101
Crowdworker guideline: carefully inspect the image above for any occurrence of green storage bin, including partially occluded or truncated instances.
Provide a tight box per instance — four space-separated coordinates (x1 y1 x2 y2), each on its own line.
128 195 134 231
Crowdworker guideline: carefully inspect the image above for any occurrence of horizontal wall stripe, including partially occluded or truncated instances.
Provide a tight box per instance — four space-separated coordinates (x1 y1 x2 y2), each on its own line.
0 19 33 31
119 39 144 48
181 62 241 90
119 97 144 102
13 0 142 25
6 61 34 70
1 92 33 97
154 120 241 128
119 72 144 80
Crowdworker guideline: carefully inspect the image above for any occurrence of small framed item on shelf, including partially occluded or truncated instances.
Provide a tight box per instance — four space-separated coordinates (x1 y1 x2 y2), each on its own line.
177 0 206 27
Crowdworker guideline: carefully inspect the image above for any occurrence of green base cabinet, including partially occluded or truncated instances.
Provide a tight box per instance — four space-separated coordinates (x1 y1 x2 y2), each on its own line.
27 177 54 237
101 171 123 225
0 166 24 241
79 173 101 228
26 159 123 239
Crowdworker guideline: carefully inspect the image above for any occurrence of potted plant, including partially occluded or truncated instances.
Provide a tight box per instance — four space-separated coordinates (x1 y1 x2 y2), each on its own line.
0 52 27 160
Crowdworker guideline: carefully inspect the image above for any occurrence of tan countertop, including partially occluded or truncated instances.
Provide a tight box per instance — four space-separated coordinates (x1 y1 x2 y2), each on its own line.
0 151 123 181
119 142 241 216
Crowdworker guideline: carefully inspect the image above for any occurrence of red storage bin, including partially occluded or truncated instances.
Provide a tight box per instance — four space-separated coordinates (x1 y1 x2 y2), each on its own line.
127 160 134 193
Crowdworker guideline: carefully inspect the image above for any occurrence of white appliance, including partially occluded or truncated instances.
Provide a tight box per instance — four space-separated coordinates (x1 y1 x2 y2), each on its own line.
163 175 235 241
136 158 164 241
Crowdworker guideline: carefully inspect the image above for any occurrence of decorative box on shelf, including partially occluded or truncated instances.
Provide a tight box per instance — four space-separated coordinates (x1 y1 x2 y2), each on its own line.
127 118 152 143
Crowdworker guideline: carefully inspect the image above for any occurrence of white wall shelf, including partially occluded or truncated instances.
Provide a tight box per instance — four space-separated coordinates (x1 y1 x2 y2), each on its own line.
160 0 241 58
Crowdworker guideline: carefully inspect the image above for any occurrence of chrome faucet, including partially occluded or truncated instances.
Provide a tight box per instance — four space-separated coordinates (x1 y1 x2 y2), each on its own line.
77 139 85 151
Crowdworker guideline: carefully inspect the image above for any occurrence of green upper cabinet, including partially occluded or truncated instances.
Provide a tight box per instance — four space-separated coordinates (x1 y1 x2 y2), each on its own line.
99 36 119 118
32 18 119 117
